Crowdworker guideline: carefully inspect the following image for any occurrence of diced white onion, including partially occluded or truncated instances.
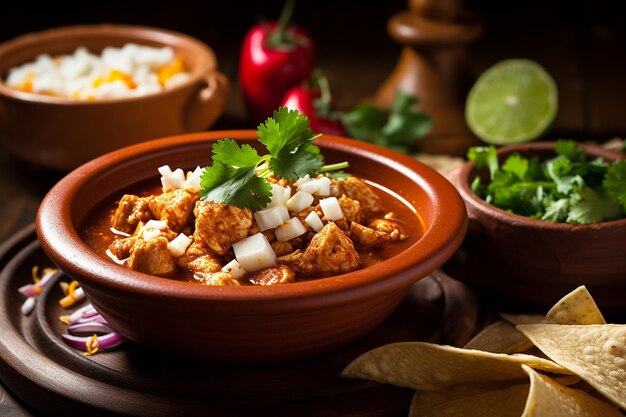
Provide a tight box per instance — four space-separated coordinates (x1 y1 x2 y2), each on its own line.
139 220 167 240
286 191 314 212
167 233 192 257
305 211 324 232
144 220 167 230
298 180 318 194
141 228 161 240
232 233 276 272
222 259 246 279
314 177 332 196
161 167 185 192
275 218 307 242
21 297 36 315
184 166 204 192
319 197 344 221
295 175 312 186
266 183 292 208
254 205 289 231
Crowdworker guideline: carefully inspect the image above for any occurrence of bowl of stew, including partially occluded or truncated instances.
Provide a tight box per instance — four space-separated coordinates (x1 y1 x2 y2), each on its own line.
0 24 229 171
37 130 467 362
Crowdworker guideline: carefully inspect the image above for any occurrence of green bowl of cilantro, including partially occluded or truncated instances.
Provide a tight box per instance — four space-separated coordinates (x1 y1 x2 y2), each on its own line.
448 140 626 312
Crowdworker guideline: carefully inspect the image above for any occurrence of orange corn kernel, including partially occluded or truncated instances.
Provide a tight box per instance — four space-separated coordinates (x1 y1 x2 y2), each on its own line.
157 57 185 85
106 70 136 89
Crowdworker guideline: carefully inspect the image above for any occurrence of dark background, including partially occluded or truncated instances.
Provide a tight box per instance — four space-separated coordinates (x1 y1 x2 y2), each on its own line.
1 0 625 241
1 0 625 137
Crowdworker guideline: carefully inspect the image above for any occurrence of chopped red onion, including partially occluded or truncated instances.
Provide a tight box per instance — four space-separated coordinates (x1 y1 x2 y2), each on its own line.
77 314 107 324
68 321 114 335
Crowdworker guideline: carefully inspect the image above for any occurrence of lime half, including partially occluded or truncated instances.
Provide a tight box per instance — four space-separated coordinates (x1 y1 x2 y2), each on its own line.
466 59 558 145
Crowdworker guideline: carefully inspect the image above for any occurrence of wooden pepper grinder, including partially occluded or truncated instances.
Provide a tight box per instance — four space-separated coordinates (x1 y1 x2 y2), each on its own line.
374 0 483 155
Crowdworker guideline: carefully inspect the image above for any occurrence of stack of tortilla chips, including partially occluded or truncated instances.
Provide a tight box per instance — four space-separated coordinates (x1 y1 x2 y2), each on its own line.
342 286 626 416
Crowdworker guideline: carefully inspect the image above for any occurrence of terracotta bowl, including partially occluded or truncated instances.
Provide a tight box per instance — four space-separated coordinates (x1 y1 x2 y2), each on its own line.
448 142 626 313
0 24 229 171
36 131 467 362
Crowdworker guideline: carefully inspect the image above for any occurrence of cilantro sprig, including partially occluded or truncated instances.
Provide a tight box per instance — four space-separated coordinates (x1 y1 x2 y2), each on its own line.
199 108 348 211
341 91 432 154
469 140 626 224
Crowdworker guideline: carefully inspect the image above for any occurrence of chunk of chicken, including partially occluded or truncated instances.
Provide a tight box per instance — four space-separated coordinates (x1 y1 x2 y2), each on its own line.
177 239 223 276
196 271 240 286
278 222 360 274
349 222 380 247
108 236 137 260
369 218 408 242
338 177 382 218
337 196 363 224
194 201 253 256
249 265 296 285
148 189 199 232
127 236 176 275
271 240 294 257
111 194 152 234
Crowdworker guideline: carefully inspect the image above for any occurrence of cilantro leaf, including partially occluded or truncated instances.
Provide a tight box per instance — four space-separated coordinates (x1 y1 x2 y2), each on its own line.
502 153 529 180
541 198 569 222
545 156 583 194
258 107 323 179
342 91 432 154
199 140 272 211
467 142 626 225
603 160 626 211
555 139 586 162
467 146 499 180
566 187 623 224
211 139 262 168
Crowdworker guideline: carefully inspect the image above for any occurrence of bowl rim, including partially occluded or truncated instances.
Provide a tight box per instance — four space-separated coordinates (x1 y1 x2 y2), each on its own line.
36 130 467 304
0 23 217 106
455 141 626 230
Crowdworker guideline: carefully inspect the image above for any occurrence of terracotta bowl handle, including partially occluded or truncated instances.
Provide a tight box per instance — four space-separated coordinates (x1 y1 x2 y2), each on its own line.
184 70 230 132
445 164 480 235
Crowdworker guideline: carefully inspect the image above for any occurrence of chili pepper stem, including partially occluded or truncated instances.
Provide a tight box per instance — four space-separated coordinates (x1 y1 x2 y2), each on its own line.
267 0 296 48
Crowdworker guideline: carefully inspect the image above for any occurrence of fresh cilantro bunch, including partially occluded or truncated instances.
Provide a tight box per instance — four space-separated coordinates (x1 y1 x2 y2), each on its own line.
341 91 432 154
469 140 626 224
199 107 348 211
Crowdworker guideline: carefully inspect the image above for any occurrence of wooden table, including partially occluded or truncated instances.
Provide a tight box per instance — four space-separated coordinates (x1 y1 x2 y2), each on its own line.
1 0 626 413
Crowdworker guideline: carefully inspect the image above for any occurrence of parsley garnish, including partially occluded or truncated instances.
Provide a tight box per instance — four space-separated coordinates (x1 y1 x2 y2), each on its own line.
199 108 348 211
468 139 626 224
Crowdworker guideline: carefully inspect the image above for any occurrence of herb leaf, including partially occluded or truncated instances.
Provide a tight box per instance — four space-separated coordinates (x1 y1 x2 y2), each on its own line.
603 160 626 211
342 91 432 154
567 186 623 224
468 141 626 224
258 107 323 179
467 146 499 180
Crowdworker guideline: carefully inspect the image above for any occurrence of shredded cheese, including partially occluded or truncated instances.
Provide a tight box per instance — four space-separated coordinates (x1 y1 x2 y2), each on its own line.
59 280 83 308
84 334 99 356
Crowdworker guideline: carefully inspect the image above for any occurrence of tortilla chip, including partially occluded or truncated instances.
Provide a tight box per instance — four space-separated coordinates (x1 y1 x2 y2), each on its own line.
464 320 534 353
517 324 626 409
545 286 606 325
487 287 604 354
521 365 622 416
340 342 572 391
409 383 529 417
501 314 546 325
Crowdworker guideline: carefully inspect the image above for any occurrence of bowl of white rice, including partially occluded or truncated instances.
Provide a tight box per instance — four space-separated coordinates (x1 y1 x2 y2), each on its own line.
0 24 230 171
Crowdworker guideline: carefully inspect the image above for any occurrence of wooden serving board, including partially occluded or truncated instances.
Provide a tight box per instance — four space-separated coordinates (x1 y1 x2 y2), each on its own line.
0 225 478 417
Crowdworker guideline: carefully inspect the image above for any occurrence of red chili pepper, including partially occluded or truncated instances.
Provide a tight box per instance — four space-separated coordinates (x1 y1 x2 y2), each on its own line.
280 71 347 136
239 0 315 124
